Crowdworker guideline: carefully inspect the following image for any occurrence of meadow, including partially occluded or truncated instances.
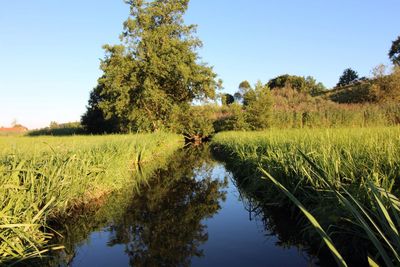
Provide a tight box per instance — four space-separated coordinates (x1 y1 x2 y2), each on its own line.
0 133 182 264
212 127 400 266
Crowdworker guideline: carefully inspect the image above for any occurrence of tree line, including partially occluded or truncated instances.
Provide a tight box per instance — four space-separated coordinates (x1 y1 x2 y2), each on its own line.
80 0 400 138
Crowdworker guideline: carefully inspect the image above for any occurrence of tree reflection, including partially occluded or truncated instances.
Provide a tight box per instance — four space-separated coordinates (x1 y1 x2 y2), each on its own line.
21 145 227 267
105 145 227 266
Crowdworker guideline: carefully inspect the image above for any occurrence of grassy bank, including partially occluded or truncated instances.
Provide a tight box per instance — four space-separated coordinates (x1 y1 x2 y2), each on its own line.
212 128 400 266
0 133 182 264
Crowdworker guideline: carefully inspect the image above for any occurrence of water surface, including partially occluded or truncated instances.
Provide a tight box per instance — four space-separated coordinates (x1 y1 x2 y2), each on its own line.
42 146 322 266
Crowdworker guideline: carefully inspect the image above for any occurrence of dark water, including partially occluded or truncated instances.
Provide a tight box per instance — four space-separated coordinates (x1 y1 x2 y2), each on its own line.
40 146 325 267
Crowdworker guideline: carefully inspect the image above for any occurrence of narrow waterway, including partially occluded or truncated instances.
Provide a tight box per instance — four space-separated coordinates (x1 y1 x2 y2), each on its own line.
40 146 327 267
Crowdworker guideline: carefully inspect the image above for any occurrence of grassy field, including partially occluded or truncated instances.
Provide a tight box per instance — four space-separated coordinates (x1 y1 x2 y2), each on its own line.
0 133 182 264
212 127 400 266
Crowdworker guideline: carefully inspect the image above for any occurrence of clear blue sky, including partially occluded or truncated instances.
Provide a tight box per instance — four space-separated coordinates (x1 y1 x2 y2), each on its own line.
1 0 399 129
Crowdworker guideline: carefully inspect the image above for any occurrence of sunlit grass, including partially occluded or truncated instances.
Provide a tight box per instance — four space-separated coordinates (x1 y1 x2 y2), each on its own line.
212 127 400 265
0 133 182 264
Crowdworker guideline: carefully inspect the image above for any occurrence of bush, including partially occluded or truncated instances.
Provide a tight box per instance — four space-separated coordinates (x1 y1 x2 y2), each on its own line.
213 103 249 132
169 105 216 140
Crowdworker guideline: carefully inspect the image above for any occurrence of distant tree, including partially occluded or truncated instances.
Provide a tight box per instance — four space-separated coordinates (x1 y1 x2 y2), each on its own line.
49 121 59 129
233 92 242 102
389 36 400 66
233 80 252 105
83 0 220 133
221 93 235 105
336 68 359 87
267 74 326 95
238 80 251 93
268 75 301 90
305 76 326 95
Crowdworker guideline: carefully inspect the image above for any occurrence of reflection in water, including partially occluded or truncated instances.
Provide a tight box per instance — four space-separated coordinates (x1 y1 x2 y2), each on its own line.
106 147 227 266
237 194 335 266
25 145 333 267
37 145 227 267
220 157 336 267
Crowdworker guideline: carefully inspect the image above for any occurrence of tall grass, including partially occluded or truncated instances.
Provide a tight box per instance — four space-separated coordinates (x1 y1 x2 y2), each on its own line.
0 133 182 264
212 127 400 266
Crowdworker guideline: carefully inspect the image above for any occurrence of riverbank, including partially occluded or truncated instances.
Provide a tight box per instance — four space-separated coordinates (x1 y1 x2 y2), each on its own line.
211 127 400 266
0 133 182 264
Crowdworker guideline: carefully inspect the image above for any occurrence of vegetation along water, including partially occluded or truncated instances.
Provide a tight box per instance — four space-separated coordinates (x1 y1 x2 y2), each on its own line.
0 133 182 264
211 127 400 266
2 0 400 266
5 145 345 267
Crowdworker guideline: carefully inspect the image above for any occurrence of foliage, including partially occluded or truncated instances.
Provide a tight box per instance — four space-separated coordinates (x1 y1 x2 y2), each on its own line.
81 84 120 134
336 68 359 87
83 0 221 133
244 81 274 130
325 80 375 103
271 87 396 128
213 103 249 132
389 35 400 66
267 74 326 96
28 122 85 136
221 93 235 105
238 80 251 92
216 82 273 131
233 80 252 104
242 87 256 106
370 65 400 103
215 85 398 132
169 104 215 139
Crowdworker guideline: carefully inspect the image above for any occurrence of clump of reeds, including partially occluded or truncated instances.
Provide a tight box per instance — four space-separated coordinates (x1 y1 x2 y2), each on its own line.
212 127 400 265
0 133 182 264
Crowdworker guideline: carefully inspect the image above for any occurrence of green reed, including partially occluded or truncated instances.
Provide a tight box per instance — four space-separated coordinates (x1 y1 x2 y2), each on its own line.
0 133 182 264
212 127 400 266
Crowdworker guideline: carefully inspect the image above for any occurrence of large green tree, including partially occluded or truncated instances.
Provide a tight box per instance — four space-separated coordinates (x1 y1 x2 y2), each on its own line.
84 0 220 133
81 83 119 134
389 36 400 66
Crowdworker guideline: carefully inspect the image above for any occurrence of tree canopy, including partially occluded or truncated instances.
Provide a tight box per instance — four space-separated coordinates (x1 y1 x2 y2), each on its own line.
389 36 400 66
82 0 221 133
267 74 326 95
238 80 251 92
336 68 359 87
81 83 119 134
